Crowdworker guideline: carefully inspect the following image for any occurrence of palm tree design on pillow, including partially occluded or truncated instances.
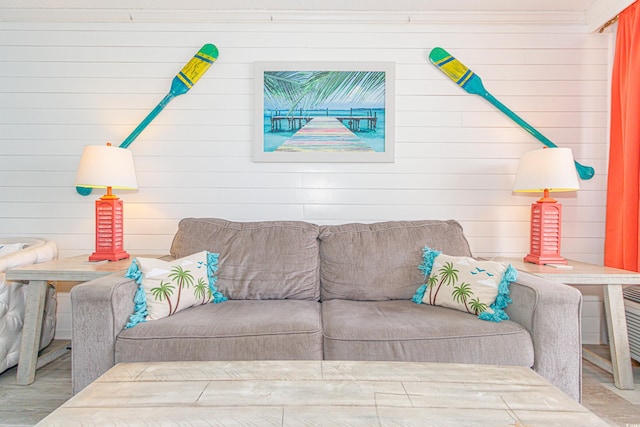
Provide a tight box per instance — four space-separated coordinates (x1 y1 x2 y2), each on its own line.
469 297 488 315
150 280 175 315
430 262 459 305
193 277 212 305
426 275 438 305
168 266 194 315
429 267 489 315
452 282 474 314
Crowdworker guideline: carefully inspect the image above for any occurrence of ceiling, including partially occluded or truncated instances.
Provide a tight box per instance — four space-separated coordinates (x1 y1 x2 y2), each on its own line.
190 0 603 12
1 0 632 32
0 0 608 12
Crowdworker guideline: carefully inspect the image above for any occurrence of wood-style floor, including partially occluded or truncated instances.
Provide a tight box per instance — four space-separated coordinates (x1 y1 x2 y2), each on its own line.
0 348 638 426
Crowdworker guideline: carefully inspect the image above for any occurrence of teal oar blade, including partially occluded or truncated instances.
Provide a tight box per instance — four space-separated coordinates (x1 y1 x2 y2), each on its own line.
429 47 595 180
77 44 219 195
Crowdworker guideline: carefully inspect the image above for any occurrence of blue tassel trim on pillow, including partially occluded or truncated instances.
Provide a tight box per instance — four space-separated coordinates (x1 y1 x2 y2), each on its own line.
412 246 442 304
207 252 228 303
418 246 441 277
478 264 517 323
125 259 143 284
412 284 427 304
124 259 148 329
125 285 148 329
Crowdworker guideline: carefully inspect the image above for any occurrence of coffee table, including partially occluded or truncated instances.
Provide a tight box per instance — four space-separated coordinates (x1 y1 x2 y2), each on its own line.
37 360 607 426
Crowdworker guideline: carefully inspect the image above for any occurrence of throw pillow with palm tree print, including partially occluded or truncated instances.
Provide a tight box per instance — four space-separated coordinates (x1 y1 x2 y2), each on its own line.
412 247 517 322
124 251 227 328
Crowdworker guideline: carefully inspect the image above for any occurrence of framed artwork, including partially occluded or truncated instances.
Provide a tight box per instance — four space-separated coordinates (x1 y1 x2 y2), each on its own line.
253 61 395 162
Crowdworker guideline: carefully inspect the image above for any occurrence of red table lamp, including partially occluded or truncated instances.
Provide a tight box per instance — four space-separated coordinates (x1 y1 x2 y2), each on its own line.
513 147 580 265
75 143 138 261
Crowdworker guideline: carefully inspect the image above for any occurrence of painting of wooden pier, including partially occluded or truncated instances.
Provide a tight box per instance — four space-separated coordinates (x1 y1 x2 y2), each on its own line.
253 61 395 162
276 117 374 152
270 108 378 132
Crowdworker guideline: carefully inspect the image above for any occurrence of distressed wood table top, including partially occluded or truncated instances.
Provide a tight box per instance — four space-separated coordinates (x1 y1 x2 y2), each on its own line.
38 360 607 426
489 257 640 285
5 254 159 282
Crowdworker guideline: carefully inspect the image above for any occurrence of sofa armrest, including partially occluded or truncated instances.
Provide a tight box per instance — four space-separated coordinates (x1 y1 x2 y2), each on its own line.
506 270 582 401
70 273 137 394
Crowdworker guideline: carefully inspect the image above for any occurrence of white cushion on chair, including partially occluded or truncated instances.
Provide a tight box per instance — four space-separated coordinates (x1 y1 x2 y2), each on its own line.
0 238 58 273
0 238 58 373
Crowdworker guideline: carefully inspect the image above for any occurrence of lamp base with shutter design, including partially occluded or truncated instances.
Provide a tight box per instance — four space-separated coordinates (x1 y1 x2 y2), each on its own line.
89 195 129 262
524 201 566 265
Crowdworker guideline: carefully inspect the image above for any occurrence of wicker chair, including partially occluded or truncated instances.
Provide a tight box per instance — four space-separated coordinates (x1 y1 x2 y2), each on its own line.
0 238 57 373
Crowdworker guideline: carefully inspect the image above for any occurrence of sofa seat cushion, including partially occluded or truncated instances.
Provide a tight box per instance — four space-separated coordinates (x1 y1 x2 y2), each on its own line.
322 299 534 367
115 300 323 363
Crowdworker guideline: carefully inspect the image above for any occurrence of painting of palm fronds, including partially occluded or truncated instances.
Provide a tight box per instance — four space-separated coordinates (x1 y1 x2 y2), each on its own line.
253 62 395 163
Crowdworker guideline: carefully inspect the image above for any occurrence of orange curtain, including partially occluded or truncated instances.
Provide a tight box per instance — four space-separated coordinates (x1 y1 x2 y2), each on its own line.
605 1 640 271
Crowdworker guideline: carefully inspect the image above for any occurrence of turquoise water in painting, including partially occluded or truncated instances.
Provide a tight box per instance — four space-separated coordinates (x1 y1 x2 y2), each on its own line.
263 109 387 152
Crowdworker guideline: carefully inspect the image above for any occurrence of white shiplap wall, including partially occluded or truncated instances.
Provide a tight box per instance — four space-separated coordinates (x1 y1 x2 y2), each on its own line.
0 11 611 340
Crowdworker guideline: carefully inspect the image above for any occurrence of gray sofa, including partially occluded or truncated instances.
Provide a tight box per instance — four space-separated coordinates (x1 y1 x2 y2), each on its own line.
71 218 582 400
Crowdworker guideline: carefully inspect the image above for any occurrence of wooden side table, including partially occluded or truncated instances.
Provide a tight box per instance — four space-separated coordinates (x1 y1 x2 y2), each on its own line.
493 257 638 390
6 255 140 385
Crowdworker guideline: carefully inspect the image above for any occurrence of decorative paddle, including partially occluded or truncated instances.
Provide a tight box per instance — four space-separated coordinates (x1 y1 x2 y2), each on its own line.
429 47 595 180
77 43 219 195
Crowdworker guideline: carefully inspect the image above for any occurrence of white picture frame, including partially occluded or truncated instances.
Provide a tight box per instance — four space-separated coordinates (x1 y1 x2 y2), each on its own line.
253 61 395 163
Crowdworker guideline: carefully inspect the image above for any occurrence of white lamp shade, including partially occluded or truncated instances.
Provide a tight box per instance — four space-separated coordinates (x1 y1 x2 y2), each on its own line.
513 147 580 193
75 144 138 190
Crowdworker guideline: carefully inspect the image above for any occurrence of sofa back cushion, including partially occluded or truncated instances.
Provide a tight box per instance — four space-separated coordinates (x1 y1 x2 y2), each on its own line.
170 218 320 301
319 220 472 301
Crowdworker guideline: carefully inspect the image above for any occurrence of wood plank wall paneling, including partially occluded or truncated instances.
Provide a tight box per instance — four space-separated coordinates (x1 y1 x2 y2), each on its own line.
0 17 611 266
